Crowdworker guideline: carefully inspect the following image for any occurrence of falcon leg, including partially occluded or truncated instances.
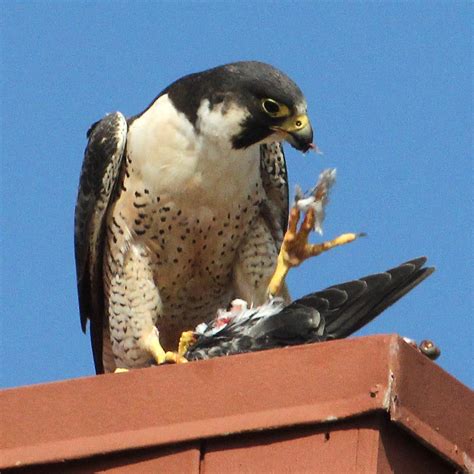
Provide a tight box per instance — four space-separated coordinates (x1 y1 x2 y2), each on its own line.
106 243 189 370
233 216 284 304
268 206 363 297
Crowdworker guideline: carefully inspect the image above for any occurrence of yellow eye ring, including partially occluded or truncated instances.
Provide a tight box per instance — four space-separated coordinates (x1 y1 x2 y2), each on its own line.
261 98 290 118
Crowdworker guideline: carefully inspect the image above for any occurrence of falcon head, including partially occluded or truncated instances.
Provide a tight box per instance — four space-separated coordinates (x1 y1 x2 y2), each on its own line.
163 61 314 152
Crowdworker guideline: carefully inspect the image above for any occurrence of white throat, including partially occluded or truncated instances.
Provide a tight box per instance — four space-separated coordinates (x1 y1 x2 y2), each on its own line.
127 94 261 205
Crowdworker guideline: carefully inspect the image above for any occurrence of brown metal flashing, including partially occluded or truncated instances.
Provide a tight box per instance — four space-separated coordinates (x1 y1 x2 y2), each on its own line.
1 335 472 471
387 337 474 468
10 444 201 473
202 414 454 474
10 416 455 474
375 414 455 474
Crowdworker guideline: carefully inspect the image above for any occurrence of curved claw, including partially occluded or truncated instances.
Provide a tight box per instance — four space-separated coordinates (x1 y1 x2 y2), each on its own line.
267 205 363 297
162 352 188 364
114 367 129 373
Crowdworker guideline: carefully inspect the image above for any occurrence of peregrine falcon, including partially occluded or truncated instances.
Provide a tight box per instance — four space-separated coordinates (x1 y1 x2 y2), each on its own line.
75 62 316 373
185 257 436 360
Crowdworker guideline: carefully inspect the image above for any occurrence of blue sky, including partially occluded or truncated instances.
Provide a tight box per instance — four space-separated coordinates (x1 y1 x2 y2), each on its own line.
1 2 472 388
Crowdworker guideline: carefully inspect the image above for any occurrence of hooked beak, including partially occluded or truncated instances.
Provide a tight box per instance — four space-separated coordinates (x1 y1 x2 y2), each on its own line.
271 114 314 152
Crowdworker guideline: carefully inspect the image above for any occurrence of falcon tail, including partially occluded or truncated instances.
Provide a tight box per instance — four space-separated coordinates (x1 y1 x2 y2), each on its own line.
186 257 434 360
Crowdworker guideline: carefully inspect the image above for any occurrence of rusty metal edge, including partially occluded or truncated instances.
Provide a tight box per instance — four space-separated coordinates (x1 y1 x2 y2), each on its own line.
390 406 473 472
1 400 384 469
386 337 473 472
2 335 472 470
1 335 395 469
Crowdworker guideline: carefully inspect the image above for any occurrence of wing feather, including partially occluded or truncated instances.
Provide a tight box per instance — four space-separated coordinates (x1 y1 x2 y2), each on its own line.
74 112 127 372
186 257 435 360
259 143 289 249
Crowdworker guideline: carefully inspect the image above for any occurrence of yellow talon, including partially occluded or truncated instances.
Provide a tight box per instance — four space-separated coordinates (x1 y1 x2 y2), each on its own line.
178 330 196 357
307 232 362 257
114 367 129 373
268 206 363 297
145 330 190 365
164 351 188 364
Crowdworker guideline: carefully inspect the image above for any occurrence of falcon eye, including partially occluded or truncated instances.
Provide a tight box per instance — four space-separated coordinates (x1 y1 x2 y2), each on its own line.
261 98 290 118
262 99 280 115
